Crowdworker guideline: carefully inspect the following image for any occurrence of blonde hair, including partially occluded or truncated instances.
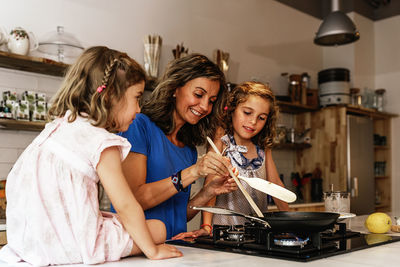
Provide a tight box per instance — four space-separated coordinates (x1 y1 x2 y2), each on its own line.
48 46 146 132
224 81 278 149
141 54 227 147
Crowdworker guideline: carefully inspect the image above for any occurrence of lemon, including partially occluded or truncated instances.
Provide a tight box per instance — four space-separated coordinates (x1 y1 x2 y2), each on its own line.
364 212 392 234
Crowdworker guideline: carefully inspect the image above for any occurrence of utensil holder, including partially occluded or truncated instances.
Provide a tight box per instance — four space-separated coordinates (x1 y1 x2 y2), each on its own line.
144 43 161 78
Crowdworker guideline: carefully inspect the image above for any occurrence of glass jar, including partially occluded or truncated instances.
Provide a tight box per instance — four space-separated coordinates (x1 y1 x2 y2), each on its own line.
374 88 386 112
324 191 350 213
350 88 362 106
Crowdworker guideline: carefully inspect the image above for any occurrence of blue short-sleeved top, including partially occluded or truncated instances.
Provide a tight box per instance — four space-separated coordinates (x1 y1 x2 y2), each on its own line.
117 113 197 239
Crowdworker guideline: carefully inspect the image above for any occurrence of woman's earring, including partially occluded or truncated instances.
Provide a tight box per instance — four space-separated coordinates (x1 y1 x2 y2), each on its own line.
173 94 176 97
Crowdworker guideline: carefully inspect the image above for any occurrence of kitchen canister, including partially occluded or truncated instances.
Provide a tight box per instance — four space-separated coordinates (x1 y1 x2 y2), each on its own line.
318 68 350 107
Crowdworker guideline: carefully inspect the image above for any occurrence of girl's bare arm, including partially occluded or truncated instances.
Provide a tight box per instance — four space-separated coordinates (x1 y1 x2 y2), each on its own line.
97 147 182 259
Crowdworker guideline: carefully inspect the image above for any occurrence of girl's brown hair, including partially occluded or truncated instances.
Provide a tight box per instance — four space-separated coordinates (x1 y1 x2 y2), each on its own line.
224 81 278 149
141 53 227 147
48 46 146 132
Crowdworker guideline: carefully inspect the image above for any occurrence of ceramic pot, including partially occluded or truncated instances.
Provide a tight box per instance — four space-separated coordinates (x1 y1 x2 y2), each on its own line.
7 27 38 55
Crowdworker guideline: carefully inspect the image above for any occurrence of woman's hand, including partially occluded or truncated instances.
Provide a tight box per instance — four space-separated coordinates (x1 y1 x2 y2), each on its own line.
194 151 231 177
147 244 183 260
171 228 210 240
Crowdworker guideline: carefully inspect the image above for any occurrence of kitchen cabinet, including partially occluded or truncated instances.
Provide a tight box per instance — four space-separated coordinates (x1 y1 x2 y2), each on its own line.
294 105 397 213
0 51 67 132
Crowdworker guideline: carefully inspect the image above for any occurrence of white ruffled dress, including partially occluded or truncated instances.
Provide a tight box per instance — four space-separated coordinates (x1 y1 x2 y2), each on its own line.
0 111 133 266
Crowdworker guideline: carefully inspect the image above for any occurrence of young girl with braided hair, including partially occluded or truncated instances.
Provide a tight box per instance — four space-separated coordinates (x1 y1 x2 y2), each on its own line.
0 46 182 266
201 81 289 233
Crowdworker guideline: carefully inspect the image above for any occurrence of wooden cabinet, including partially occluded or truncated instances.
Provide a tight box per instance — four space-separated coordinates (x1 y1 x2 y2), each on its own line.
0 51 68 132
294 105 397 213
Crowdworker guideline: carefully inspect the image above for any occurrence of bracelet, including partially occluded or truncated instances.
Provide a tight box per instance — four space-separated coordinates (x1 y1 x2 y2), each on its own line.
171 172 180 192
178 170 188 192
201 223 213 234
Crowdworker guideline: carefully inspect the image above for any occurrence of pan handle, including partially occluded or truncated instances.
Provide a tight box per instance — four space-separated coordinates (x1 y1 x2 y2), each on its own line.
191 206 270 228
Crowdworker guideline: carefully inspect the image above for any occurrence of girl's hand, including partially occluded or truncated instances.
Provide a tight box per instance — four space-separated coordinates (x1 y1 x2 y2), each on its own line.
195 151 231 177
171 228 210 240
148 244 183 260
205 166 238 196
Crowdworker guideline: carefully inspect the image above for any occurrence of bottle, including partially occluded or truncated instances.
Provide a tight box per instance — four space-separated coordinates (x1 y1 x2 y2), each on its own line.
374 88 385 112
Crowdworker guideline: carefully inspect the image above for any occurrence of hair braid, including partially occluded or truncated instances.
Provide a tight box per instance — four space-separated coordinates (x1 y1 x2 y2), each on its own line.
101 58 119 88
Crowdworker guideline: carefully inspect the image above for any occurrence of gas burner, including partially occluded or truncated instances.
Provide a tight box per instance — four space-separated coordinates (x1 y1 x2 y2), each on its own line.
227 230 245 242
273 233 310 248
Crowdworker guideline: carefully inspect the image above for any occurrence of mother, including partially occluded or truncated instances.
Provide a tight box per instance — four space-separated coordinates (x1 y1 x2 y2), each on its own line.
117 54 236 239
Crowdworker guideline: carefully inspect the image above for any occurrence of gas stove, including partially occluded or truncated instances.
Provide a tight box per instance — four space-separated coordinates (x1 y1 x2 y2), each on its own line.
168 222 400 262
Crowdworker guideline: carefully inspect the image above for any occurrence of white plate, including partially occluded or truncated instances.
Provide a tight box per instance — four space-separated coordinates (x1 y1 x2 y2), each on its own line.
338 213 356 220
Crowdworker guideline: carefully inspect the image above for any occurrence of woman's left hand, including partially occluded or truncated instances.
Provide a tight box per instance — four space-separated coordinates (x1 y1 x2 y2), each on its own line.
171 228 210 240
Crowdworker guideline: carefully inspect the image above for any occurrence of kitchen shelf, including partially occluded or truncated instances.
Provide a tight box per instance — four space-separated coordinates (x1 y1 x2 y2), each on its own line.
0 51 69 77
277 101 319 114
374 145 389 150
346 105 398 119
0 119 45 131
375 176 389 179
273 143 311 150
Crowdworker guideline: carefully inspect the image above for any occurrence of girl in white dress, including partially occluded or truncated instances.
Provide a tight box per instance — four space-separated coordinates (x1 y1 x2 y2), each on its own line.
201 81 290 233
0 46 182 265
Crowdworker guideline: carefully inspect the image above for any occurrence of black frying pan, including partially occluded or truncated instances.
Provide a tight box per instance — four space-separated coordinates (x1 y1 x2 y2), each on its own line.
260 211 339 232
192 207 339 232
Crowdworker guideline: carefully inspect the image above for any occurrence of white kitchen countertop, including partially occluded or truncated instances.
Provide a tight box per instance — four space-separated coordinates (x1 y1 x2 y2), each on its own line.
1 215 399 267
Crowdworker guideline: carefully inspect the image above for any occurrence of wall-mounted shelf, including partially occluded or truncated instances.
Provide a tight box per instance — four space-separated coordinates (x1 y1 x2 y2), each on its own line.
346 105 398 119
374 145 389 150
0 119 45 132
375 176 389 179
0 51 69 77
277 101 319 114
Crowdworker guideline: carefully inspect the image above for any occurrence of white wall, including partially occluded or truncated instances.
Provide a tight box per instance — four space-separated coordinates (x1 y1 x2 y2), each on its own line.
374 15 400 214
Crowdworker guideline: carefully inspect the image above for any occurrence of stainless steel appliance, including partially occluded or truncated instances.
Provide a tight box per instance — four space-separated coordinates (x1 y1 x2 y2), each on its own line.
168 220 400 262
318 68 350 106
347 115 375 215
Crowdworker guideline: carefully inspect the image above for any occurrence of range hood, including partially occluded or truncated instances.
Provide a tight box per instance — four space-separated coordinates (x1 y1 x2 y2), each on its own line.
314 0 360 46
